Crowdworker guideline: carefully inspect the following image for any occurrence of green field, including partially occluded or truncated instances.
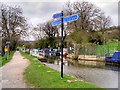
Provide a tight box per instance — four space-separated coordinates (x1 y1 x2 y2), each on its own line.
20 51 103 88
0 51 15 67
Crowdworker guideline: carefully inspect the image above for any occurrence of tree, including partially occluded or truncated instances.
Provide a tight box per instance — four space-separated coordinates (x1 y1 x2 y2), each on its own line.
0 4 27 54
94 14 111 44
35 21 58 48
64 1 111 32
31 24 46 40
94 14 111 31
64 1 78 30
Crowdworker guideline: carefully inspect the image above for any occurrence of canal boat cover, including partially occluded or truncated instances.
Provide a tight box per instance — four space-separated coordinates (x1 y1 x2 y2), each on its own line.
105 51 120 63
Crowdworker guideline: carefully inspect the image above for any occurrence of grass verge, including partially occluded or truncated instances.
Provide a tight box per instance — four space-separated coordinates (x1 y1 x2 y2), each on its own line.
20 51 103 88
0 51 15 67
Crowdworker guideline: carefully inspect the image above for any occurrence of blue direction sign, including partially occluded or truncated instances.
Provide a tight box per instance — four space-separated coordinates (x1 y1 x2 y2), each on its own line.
52 19 61 26
53 13 62 19
64 14 79 23
52 14 79 26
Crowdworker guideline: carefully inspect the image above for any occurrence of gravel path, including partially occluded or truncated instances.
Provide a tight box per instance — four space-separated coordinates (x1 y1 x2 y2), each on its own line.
0 51 30 88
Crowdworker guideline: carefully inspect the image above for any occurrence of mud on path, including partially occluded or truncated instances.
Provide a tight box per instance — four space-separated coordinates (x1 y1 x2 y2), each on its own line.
0 51 30 88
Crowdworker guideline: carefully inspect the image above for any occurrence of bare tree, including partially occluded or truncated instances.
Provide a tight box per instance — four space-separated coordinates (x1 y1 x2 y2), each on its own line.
73 2 103 31
0 4 27 54
42 21 58 47
64 1 78 30
94 13 111 31
94 13 111 44
64 1 111 32
32 21 58 47
31 24 46 40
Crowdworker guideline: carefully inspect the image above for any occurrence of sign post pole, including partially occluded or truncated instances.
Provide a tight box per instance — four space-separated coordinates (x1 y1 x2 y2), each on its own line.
52 11 79 78
61 11 64 78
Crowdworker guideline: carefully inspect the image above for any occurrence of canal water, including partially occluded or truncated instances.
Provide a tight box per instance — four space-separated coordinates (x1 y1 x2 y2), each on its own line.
43 60 120 89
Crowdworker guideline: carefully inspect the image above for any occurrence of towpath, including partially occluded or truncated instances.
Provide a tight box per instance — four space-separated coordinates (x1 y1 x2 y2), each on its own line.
0 51 30 88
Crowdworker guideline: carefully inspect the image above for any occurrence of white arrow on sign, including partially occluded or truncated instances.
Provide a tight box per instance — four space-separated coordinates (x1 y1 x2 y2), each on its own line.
52 14 79 26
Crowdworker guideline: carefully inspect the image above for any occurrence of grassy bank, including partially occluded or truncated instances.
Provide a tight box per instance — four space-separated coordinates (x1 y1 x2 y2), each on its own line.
20 51 102 88
0 51 15 67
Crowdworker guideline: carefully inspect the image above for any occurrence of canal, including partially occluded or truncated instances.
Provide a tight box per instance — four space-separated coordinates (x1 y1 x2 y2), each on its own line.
43 60 120 89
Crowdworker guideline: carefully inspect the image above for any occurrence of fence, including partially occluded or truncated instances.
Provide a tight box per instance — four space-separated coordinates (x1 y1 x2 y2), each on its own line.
80 45 118 56
69 43 119 59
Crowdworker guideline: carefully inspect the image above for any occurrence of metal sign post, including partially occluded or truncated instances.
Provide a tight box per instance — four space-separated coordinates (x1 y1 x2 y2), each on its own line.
52 11 79 78
4 46 8 60
6 41 10 55
61 11 64 78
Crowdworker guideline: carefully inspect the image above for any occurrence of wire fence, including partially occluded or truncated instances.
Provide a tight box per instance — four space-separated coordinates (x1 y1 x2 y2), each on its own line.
69 43 119 58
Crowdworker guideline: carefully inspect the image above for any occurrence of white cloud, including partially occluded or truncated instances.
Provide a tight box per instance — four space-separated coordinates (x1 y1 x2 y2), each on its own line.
0 0 75 2
75 0 118 26
0 0 119 26
1 0 118 41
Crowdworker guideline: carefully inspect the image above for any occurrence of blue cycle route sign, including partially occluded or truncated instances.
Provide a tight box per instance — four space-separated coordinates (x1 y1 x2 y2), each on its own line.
52 14 79 26
53 13 62 19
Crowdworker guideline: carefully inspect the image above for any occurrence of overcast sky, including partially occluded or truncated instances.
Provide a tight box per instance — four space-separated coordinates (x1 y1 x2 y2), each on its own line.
1 0 119 27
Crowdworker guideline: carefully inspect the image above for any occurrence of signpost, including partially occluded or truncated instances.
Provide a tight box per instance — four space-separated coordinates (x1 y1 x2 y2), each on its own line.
4 48 8 52
52 14 79 26
52 13 62 19
4 46 8 60
52 11 79 78
4 41 10 60
61 11 64 78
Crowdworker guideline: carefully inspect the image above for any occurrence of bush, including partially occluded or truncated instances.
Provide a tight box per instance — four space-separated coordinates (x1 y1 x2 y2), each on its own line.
0 51 15 67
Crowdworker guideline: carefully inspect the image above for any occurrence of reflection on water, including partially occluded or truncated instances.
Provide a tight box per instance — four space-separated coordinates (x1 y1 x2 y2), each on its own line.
44 59 119 88
54 59 120 71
